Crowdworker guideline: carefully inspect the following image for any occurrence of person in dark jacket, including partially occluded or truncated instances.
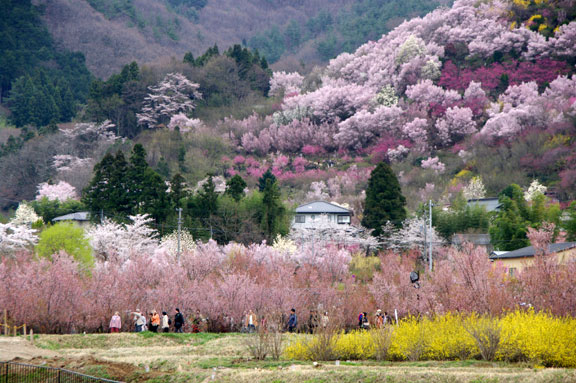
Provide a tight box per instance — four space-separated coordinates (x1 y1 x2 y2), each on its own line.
287 308 298 332
308 309 319 334
174 308 184 333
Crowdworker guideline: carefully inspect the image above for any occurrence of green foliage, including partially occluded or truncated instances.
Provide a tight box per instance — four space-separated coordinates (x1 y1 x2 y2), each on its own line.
85 62 144 138
30 198 86 224
0 127 35 157
182 180 290 244
169 173 188 208
86 0 137 20
82 145 169 222
258 169 277 192
225 175 247 202
349 255 381 282
362 162 407 236
564 202 576 242
8 70 76 127
36 222 94 268
248 0 448 63
433 195 492 242
0 0 91 124
262 178 287 242
489 184 561 251
86 44 270 136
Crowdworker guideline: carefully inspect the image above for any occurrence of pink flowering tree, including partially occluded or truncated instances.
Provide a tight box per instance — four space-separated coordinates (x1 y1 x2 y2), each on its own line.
36 181 78 202
269 71 304 98
421 157 446 174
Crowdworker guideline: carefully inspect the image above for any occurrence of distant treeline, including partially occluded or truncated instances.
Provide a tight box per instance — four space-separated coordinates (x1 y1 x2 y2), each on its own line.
248 0 451 62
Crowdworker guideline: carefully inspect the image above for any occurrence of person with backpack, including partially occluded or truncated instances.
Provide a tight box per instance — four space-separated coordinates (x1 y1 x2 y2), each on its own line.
161 311 170 333
174 308 184 333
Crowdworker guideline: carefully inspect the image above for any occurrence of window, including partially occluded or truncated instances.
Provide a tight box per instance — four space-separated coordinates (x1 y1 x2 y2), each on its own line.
311 215 315 221
295 215 305 223
508 267 517 277
337 215 351 224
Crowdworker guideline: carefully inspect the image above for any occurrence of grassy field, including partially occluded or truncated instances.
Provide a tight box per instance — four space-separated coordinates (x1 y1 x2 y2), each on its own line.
12 332 573 382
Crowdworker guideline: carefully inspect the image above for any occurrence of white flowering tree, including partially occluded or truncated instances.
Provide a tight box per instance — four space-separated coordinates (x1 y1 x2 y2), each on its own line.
86 214 158 263
158 231 196 257
137 73 202 129
10 203 42 226
524 180 547 201
290 218 379 249
0 223 38 255
463 177 487 200
374 85 399 107
380 217 442 251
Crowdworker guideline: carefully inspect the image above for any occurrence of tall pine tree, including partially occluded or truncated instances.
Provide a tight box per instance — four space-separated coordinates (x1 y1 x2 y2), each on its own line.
362 162 406 237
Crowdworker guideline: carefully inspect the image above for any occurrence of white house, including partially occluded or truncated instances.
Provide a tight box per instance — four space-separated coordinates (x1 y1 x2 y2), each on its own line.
292 201 352 228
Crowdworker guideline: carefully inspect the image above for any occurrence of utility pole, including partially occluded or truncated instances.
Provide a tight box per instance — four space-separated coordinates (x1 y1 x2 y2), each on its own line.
176 208 183 262
100 209 104 224
428 200 433 272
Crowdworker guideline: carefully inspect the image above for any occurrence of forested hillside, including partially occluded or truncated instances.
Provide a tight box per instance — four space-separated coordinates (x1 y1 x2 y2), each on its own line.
0 0 92 123
1 0 576 250
32 0 447 77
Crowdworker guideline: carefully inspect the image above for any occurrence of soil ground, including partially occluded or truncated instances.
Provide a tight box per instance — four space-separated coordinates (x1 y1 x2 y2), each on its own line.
1 333 575 383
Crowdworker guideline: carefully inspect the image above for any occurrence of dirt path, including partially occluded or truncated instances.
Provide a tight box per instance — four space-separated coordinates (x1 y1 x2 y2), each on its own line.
0 337 57 361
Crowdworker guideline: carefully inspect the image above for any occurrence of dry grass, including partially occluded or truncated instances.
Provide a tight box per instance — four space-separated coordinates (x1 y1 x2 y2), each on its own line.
20 333 576 382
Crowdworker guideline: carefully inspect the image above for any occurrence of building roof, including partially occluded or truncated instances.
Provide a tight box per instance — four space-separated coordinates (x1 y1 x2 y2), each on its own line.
489 242 576 260
52 211 91 222
452 233 491 246
467 198 502 212
295 201 353 215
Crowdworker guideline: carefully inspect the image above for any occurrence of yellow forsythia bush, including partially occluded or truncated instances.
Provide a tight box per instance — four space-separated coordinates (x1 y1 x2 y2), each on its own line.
333 330 375 360
499 310 576 367
283 310 576 367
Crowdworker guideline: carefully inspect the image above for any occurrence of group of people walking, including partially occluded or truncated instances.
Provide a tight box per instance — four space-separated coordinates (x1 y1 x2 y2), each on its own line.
108 307 393 333
243 308 300 333
108 308 185 333
358 309 393 330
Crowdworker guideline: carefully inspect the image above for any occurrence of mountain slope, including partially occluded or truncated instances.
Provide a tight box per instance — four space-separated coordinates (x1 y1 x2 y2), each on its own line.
35 0 356 78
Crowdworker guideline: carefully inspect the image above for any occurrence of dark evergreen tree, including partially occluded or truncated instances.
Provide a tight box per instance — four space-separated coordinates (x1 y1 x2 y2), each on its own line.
110 151 131 216
362 162 406 236
138 167 170 223
261 178 284 242
225 174 247 202
197 176 218 217
156 157 171 179
258 169 277 192
82 153 118 216
183 52 195 65
170 173 188 208
127 143 148 205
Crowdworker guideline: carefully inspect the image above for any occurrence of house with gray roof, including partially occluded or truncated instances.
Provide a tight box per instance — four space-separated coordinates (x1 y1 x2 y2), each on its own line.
489 241 576 275
52 211 91 228
467 198 502 212
293 201 353 228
